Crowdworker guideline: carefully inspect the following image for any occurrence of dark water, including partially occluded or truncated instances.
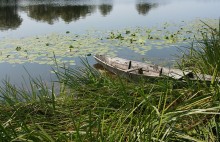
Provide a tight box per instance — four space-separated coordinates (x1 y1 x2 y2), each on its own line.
1 0 220 38
0 0 219 86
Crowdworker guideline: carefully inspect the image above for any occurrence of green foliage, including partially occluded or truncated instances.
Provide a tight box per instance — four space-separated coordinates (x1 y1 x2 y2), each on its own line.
1 57 220 141
180 20 220 76
16 46 21 51
1 20 220 141
1 19 218 65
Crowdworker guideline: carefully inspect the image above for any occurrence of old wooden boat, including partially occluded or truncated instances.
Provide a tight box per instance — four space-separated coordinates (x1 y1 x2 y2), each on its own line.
94 54 216 82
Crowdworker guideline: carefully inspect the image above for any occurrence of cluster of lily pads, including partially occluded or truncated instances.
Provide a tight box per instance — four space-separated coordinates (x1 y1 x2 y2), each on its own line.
0 18 218 66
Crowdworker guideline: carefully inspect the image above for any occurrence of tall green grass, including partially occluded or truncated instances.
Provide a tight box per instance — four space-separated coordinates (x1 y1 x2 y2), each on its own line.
0 60 218 141
181 20 220 76
0 21 220 141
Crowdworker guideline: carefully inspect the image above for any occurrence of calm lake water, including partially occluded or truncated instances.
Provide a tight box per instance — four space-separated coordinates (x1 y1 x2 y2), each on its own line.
0 0 220 86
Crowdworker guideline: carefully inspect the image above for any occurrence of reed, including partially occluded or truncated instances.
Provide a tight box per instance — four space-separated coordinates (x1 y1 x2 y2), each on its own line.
0 22 220 141
180 19 220 76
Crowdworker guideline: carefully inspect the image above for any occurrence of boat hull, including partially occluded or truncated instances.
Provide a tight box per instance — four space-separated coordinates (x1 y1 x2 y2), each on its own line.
94 54 218 82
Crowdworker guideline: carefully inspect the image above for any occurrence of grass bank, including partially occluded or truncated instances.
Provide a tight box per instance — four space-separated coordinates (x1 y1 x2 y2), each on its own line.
0 22 220 141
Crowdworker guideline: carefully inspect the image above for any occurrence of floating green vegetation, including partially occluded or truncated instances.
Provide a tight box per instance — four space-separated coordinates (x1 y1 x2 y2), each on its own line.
0 18 218 65
1 21 220 141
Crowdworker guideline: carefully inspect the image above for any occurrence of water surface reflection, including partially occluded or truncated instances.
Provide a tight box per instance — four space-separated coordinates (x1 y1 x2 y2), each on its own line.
0 0 219 32
0 0 219 87
0 0 166 31
0 0 22 30
27 5 97 24
136 1 158 15
99 4 113 16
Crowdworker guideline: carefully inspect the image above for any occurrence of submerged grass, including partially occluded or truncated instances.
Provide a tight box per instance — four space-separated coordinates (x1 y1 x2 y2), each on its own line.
0 21 220 141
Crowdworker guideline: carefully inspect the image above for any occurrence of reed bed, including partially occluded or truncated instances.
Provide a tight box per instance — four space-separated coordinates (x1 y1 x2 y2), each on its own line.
0 22 220 141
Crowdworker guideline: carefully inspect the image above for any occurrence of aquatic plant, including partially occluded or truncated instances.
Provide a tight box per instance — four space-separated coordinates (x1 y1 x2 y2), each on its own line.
0 19 220 141
180 19 220 77
0 57 220 141
0 19 218 65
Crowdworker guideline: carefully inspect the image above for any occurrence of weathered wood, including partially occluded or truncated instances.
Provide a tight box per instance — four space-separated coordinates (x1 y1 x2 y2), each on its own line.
125 68 142 73
94 54 219 82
